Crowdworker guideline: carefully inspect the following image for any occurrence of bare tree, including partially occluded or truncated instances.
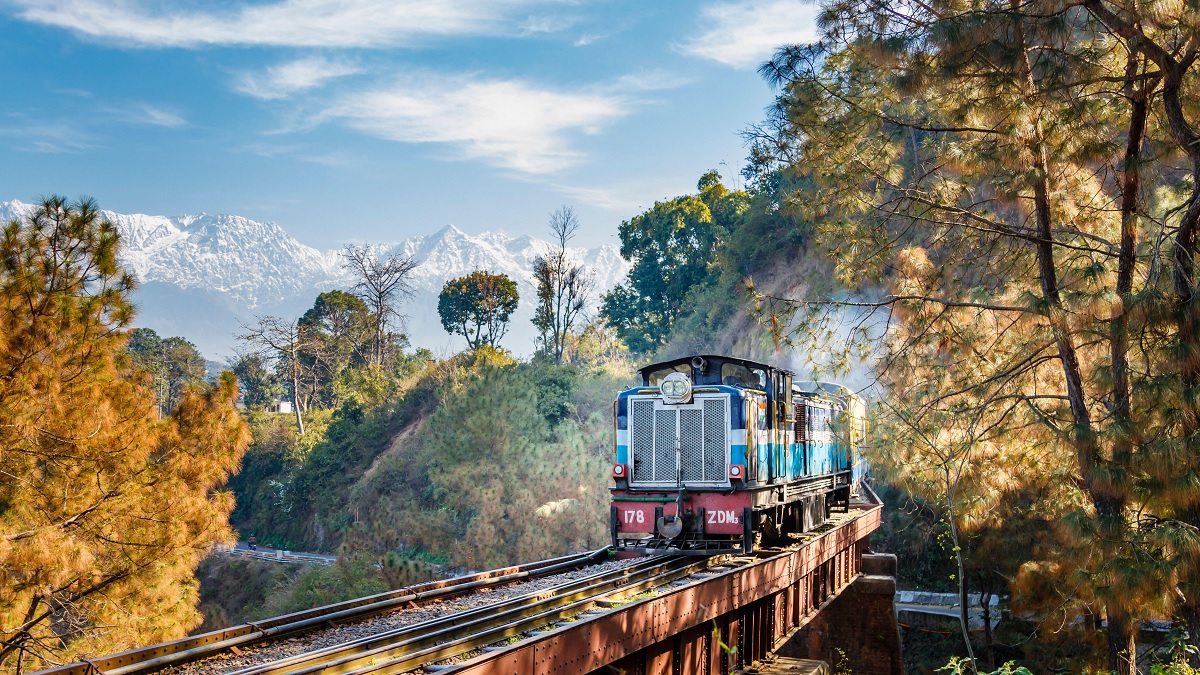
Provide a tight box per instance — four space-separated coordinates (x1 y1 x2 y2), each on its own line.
237 316 316 434
532 206 593 364
342 245 419 367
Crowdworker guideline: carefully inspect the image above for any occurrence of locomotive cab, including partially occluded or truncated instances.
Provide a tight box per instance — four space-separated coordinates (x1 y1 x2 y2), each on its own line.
610 355 864 555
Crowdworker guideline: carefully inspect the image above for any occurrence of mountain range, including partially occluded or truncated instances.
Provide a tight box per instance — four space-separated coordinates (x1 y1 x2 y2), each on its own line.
0 200 629 359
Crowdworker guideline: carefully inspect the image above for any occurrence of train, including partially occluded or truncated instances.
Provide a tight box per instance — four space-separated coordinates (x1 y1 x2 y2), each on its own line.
609 354 867 554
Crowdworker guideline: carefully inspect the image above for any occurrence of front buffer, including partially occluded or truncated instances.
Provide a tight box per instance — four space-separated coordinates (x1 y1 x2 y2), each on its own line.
610 489 754 555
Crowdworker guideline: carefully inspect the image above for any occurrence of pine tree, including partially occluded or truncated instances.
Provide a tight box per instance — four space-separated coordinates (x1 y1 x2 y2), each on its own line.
128 328 208 414
0 197 250 673
753 1 1195 669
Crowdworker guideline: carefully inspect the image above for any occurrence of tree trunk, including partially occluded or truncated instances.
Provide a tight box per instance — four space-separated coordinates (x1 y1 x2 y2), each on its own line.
979 577 995 671
1181 505 1200 668
1162 77 1200 666
553 250 565 364
1111 56 1151 477
1183 598 1200 668
1107 611 1137 675
292 371 304 435
945 473 978 671
957 570 975 670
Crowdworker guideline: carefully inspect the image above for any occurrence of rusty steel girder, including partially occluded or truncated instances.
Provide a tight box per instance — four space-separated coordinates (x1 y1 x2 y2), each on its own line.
450 503 882 675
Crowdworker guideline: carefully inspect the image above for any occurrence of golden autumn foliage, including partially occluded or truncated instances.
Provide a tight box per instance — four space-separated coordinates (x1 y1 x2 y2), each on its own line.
0 197 250 673
748 0 1200 668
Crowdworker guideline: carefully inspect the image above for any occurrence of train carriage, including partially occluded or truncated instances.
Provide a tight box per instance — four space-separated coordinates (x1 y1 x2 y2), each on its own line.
610 355 866 554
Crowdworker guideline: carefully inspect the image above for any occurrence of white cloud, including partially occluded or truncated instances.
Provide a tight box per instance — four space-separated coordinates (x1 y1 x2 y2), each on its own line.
609 70 690 93
680 0 821 69
573 33 606 47
236 57 361 100
552 181 673 212
135 104 186 127
8 0 551 48
314 73 632 174
97 102 186 127
0 120 96 153
518 14 575 36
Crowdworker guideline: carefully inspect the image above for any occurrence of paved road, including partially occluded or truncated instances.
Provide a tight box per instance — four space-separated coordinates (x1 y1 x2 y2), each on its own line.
896 602 997 629
225 541 337 564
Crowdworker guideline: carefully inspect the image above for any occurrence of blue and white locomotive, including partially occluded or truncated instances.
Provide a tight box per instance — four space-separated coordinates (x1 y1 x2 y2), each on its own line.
609 355 867 554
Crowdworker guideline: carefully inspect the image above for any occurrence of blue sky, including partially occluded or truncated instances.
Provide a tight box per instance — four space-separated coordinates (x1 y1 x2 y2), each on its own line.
0 0 819 249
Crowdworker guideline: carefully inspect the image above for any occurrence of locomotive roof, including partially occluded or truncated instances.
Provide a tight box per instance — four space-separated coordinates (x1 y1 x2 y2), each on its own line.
637 354 792 379
795 380 857 398
637 355 860 404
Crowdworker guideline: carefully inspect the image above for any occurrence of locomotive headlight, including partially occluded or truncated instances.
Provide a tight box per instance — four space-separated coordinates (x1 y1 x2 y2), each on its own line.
660 372 692 403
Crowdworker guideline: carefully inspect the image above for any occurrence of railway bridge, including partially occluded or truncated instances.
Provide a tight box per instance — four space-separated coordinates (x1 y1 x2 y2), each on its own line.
34 491 900 675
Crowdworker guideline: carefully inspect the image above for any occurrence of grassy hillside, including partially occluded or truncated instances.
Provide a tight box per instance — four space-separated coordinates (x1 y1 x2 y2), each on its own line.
229 348 633 570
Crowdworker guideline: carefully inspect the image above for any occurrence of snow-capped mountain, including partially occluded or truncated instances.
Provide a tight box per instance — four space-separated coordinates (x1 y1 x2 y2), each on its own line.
0 200 628 359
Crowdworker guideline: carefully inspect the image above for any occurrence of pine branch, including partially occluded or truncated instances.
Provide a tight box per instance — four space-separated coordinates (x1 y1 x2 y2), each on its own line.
3 490 120 542
758 291 1034 313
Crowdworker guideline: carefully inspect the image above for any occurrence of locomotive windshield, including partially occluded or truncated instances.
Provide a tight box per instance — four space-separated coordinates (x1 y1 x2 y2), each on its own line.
645 364 690 386
720 363 766 388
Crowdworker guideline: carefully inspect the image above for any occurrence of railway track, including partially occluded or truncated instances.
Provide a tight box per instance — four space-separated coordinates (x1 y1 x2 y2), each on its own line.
36 549 608 675
200 518 865 675
220 553 739 675
40 505 874 675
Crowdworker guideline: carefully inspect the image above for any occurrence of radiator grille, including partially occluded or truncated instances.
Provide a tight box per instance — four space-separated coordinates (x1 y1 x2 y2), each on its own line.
631 400 655 482
654 408 677 482
628 396 728 486
703 399 726 481
679 409 704 481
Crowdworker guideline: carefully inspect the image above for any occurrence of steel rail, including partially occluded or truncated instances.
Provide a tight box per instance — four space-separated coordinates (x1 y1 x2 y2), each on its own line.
239 556 732 675
328 557 731 675
225 556 680 675
34 549 606 675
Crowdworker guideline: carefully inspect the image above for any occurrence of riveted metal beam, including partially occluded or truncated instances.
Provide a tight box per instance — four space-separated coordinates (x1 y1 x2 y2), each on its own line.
449 502 881 675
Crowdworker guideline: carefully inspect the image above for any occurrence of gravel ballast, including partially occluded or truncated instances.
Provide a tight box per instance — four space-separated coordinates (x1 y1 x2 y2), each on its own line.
170 557 638 675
